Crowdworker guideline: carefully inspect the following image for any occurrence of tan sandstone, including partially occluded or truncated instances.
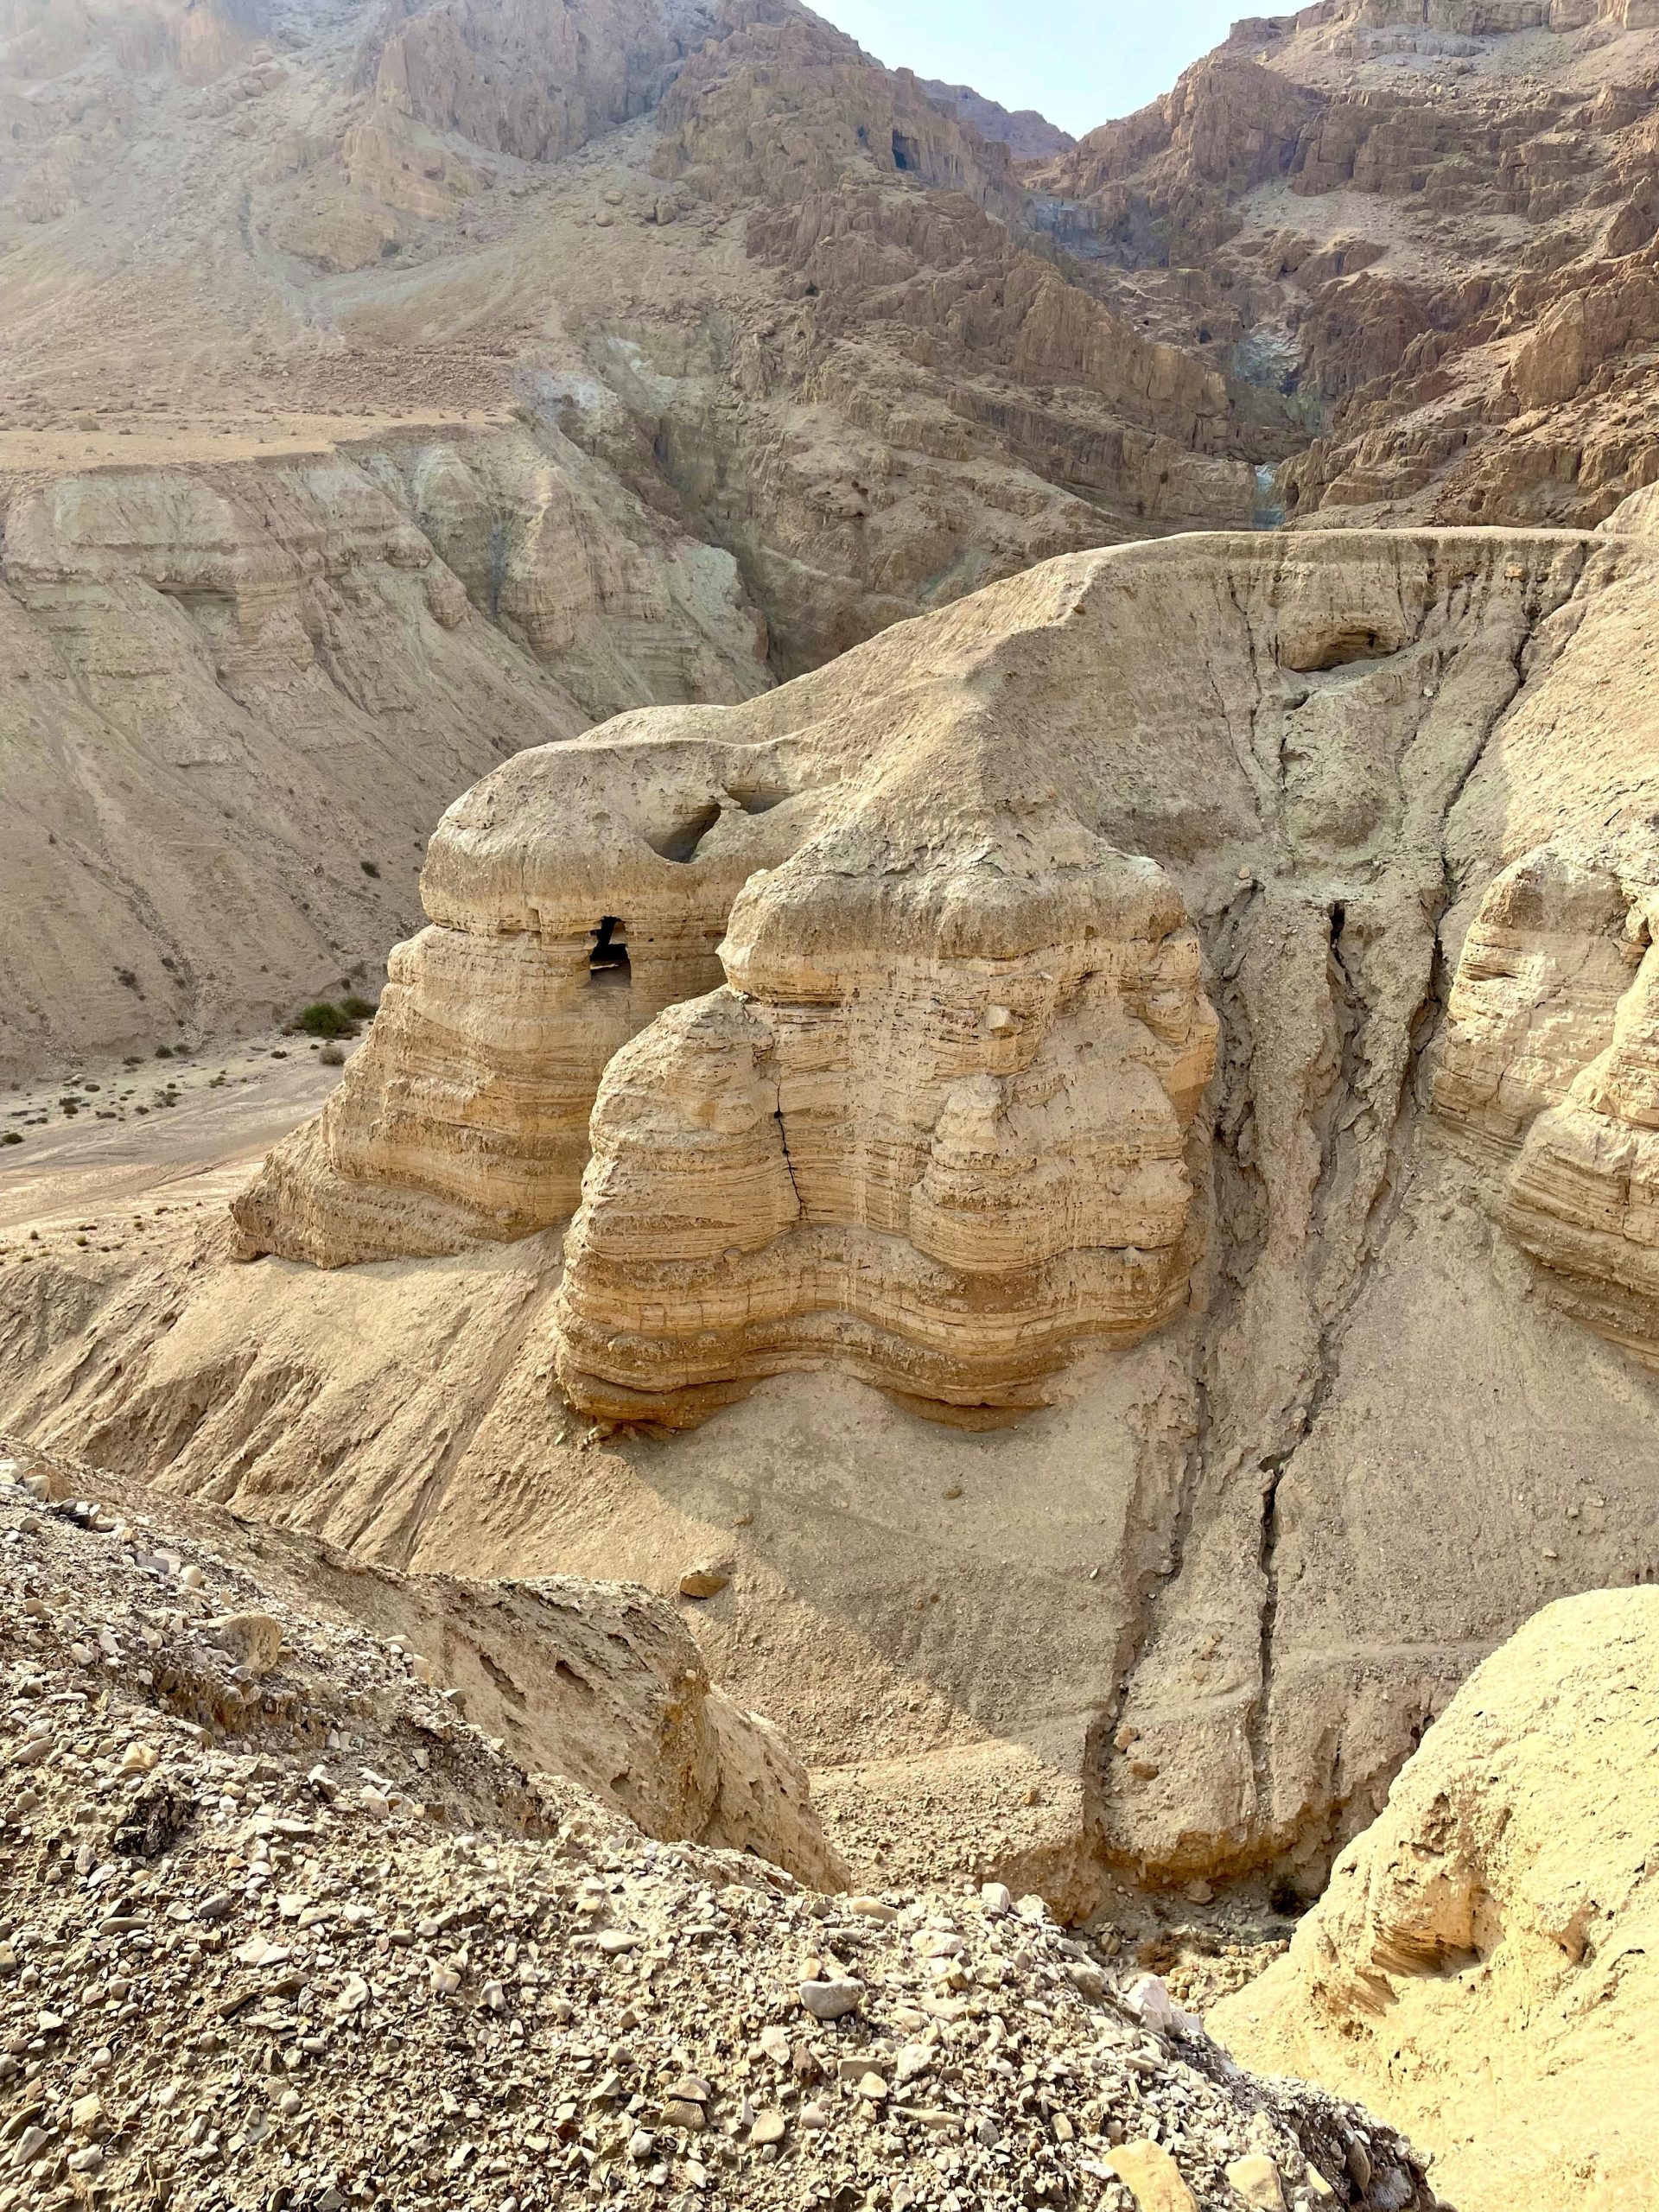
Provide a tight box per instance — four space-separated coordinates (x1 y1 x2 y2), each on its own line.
1214 1586 1659 2212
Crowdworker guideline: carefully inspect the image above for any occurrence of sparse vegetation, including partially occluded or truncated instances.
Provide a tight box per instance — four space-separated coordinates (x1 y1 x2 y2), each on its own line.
1 1131 21 1146
359 858 380 878
154 1045 174 1058
296 1002 359 1039
340 995 378 1020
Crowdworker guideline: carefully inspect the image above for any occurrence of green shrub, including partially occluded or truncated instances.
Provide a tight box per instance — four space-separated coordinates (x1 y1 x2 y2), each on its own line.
297 1002 357 1039
340 995 378 1020
1 1130 21 1146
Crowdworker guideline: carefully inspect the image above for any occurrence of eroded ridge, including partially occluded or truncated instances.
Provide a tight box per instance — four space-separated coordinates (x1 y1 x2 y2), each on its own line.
553 836 1217 1425
237 524 1656 1437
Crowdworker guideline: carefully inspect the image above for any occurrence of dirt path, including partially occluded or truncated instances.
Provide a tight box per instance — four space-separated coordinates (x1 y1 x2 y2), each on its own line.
0 1033 348 1235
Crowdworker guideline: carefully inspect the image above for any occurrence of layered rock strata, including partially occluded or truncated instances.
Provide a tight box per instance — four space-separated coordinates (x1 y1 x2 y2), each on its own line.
1433 838 1659 1356
0 429 767 1079
243 523 1648 1434
22 521 1659 1908
553 842 1217 1423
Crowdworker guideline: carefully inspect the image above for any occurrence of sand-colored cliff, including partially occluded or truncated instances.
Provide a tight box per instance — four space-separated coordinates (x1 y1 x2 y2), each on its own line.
1213 1586 1659 2212
15 523 1659 1918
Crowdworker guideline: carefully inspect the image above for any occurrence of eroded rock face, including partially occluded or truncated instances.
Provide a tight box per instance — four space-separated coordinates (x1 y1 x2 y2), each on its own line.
244 523 1630 1440
1434 839 1659 1357
233 731 820 1262
1027 0 1659 532
0 429 768 1081
23 520 1659 1915
1212 1587 1659 2212
554 842 1217 1424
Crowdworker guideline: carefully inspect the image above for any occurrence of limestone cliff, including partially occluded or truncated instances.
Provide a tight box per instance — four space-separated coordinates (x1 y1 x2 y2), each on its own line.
0 428 767 1080
1213 1586 1659 2212
1027 0 1659 531
29 521 1638 1912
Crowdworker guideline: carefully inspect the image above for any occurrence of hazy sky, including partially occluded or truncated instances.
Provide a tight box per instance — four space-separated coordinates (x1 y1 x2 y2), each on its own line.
814 0 1245 137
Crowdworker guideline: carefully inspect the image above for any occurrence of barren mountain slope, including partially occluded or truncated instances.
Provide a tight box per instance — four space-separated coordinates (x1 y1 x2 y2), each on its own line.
0 1441 1449 2212
10 522 1659 1923
0 0 1262 645
1030 0 1659 531
0 433 768 1084
17 0 1659 1077
1213 1586 1659 2212
0 0 1274 1076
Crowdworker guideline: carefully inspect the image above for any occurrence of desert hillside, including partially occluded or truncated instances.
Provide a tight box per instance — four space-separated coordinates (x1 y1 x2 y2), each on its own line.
1213 1585 1659 2212
16 0 1659 1069
10 517 1659 1922
7 7 1659 2209
0 1435 1446 2212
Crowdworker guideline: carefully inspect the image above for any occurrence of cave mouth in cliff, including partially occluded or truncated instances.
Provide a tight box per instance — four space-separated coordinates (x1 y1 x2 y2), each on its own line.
589 917 632 988
892 130 918 172
646 801 724 862
1281 624 1405 675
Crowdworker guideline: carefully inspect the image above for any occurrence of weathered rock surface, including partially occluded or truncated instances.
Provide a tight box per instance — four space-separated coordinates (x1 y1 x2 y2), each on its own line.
1433 836 1659 1357
18 0 1659 1086
1213 1586 1659 2212
15 520 1658 1917
0 0 1275 1080
917 79 1077 162
0 430 767 1082
553 843 1215 1426
1027 0 1659 531
0 1446 1447 2212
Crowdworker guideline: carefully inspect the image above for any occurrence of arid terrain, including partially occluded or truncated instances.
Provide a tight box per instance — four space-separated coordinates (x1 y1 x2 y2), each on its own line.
8 1 1659 2208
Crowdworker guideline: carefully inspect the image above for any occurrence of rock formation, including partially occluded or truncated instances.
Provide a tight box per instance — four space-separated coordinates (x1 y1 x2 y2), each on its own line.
553 839 1216 1426
0 1449 1450 2212
917 80 1077 161
19 0 1659 2031
0 429 767 1082
5 519 1611 1916
1433 836 1659 1357
1212 1586 1659 2212
1028 0 1659 531
17 0 1659 1080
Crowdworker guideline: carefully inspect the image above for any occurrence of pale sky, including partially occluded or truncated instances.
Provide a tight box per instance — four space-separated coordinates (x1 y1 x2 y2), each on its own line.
813 0 1246 137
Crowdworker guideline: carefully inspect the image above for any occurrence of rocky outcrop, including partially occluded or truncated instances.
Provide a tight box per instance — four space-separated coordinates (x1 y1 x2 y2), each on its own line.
0 1446 1452 2212
1433 840 1659 1358
554 842 1216 1425
233 728 817 1262
183 521 1659 1906
0 0 1281 1083
918 80 1076 162
1213 1586 1659 2212
353 0 718 168
1027 1 1659 531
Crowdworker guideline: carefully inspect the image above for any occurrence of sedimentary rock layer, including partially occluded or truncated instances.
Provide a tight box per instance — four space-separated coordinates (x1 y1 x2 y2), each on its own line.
1433 837 1659 1355
0 429 767 1078
243 524 1659 1439
554 842 1217 1422
21 520 1659 1908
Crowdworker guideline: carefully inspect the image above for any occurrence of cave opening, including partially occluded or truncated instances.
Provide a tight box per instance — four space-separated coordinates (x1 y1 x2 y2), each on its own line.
892 130 919 172
589 917 632 988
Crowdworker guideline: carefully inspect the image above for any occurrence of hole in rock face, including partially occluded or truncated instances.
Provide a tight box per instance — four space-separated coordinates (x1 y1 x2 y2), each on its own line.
1281 625 1401 675
726 784 791 816
645 801 724 863
589 917 632 988
892 130 919 171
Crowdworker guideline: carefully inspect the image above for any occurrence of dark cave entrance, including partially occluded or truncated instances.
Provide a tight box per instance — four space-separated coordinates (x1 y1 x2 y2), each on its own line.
589 917 632 988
